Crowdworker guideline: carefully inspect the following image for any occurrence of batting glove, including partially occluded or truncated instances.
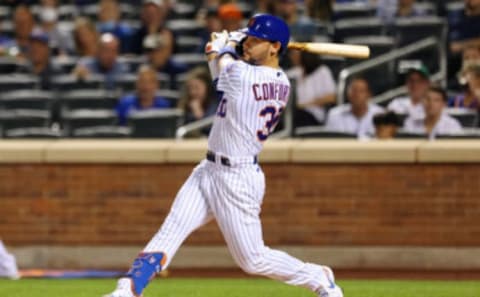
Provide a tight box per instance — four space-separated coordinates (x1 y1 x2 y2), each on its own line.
228 30 247 44
205 30 228 55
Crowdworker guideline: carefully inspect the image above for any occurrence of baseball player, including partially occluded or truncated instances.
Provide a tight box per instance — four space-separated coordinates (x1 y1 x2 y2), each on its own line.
104 14 343 297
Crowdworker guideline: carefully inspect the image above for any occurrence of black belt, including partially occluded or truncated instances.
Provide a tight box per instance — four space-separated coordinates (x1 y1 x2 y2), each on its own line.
206 151 257 167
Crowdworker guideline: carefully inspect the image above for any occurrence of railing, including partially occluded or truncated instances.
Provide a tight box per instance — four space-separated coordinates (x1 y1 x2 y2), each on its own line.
336 36 447 105
175 115 214 139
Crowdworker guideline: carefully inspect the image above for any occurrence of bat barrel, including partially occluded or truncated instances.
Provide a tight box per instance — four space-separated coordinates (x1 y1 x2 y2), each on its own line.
288 42 370 59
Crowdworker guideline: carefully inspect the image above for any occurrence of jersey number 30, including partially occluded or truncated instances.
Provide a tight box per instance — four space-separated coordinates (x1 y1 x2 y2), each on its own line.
257 106 284 142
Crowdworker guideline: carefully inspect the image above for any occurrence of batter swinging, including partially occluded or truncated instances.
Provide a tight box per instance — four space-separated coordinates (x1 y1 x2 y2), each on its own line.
104 14 343 297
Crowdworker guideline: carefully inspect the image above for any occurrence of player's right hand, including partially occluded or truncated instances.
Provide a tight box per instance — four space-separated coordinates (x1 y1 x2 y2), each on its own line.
228 30 247 44
205 30 228 55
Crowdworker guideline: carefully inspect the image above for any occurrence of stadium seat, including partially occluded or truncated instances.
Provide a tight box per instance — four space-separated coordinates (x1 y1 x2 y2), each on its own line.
80 4 100 21
176 36 203 53
395 130 428 139
0 74 38 91
156 89 180 107
114 73 137 93
446 1 465 31
333 2 376 21
0 20 13 37
128 108 184 138
72 125 131 138
51 74 105 91
294 126 357 138
172 2 197 19
166 19 204 36
0 6 10 21
119 3 140 20
57 4 78 21
172 53 207 69
58 89 118 111
393 16 446 47
51 56 80 74
0 57 28 74
334 17 384 42
0 109 51 136
61 109 118 136
4 127 62 139
436 128 480 139
446 108 478 128
0 90 54 111
118 55 147 73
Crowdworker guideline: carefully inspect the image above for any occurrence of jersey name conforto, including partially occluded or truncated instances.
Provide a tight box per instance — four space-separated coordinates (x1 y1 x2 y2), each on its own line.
252 82 290 103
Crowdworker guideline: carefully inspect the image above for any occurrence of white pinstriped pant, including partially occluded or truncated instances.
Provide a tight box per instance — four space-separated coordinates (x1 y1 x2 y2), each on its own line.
144 159 327 292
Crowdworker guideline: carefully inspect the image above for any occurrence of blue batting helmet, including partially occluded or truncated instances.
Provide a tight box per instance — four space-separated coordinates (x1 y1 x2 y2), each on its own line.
244 14 290 54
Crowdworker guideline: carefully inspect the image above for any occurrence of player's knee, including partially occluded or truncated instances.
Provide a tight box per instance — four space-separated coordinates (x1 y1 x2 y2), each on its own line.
239 255 269 276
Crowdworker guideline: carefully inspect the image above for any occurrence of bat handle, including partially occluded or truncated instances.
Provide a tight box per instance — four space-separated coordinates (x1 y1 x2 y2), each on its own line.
287 42 307 51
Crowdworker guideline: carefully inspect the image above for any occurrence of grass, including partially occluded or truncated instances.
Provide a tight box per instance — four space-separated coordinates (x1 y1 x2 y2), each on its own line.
0 278 479 297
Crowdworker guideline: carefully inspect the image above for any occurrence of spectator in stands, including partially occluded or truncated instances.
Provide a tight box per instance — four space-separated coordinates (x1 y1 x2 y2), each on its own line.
116 65 171 125
449 0 480 54
131 0 174 55
253 0 275 15
396 0 428 18
376 0 398 25
144 33 188 90
0 240 19 280
38 2 75 56
218 3 244 32
325 77 384 139
73 17 99 58
13 5 35 58
373 111 402 139
97 0 134 54
26 28 62 90
305 0 332 21
197 7 222 53
377 0 428 25
403 86 463 138
272 0 317 42
178 67 217 135
456 45 480 86
291 51 336 126
449 62 480 110
387 65 430 120
73 33 129 90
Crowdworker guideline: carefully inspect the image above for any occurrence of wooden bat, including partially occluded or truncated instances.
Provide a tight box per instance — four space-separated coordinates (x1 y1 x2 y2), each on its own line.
288 42 370 59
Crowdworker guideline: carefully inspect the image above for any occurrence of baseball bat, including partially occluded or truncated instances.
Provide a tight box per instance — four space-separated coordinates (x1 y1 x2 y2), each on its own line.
288 42 370 59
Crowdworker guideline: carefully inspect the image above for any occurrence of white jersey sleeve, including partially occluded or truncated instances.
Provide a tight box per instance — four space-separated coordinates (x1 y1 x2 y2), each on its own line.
216 61 245 97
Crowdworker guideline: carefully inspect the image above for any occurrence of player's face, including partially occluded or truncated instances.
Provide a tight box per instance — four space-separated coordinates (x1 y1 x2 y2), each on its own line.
243 36 277 65
406 72 430 102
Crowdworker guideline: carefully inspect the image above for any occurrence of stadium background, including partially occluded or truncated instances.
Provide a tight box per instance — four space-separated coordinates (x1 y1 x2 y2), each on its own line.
0 0 479 286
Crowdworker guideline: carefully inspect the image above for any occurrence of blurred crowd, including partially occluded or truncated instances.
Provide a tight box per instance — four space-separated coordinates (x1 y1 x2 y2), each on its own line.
0 0 478 139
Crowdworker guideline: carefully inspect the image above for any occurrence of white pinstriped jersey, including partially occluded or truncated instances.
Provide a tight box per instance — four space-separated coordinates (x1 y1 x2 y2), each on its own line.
208 60 290 157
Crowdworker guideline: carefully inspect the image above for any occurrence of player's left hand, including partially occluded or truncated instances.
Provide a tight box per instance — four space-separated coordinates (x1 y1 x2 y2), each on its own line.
205 30 229 55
